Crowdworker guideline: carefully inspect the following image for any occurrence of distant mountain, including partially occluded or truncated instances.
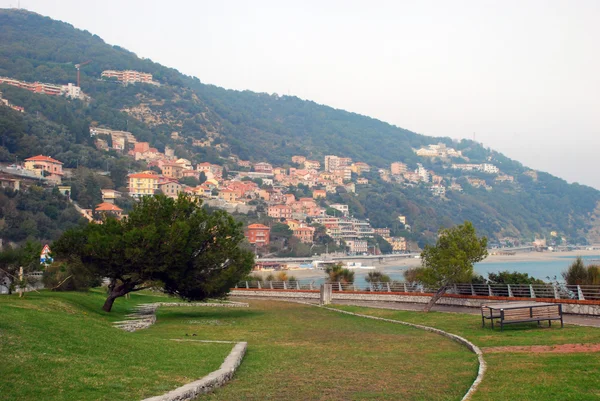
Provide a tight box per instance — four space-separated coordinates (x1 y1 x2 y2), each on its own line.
1 8 599 245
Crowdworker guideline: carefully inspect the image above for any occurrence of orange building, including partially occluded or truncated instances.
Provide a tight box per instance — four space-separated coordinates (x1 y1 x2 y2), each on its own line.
246 224 271 247
268 204 293 219
312 189 326 199
24 155 64 180
94 202 123 220
293 226 315 244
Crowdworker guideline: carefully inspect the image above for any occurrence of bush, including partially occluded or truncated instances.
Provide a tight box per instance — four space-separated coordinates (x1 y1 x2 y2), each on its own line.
562 257 588 285
42 259 100 291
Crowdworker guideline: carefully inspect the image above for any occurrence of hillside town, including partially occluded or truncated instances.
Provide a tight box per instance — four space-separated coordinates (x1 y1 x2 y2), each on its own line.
0 66 555 257
0 102 530 257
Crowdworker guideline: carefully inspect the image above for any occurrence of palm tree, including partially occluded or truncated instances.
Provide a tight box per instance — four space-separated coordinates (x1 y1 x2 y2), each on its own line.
324 263 355 284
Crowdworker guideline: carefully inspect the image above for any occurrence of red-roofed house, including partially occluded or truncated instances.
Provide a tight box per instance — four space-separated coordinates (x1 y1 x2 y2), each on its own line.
94 202 123 220
128 172 159 198
161 162 185 179
254 162 273 174
24 155 63 181
246 224 270 247
293 226 315 244
313 189 326 199
159 179 182 198
268 204 292 219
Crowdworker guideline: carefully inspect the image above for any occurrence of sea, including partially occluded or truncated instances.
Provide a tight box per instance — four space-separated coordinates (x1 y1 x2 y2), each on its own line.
292 254 600 288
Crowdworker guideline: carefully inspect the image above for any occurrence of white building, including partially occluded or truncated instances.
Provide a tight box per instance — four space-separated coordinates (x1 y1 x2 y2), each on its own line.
330 204 349 217
480 164 499 174
416 164 430 183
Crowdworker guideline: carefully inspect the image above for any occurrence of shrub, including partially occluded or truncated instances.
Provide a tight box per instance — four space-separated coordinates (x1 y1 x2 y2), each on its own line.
562 257 588 285
42 259 100 291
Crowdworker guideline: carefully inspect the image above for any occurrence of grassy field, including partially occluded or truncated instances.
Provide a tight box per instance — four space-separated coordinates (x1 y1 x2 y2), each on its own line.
5 291 596 401
151 301 478 401
1 291 478 401
0 290 232 401
330 305 600 401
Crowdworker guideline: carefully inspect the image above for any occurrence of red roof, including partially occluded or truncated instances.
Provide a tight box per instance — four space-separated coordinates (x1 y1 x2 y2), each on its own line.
248 224 270 229
25 155 63 164
128 173 159 179
95 202 123 212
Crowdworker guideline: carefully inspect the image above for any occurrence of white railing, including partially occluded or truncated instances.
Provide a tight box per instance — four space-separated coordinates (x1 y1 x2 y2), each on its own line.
235 281 600 301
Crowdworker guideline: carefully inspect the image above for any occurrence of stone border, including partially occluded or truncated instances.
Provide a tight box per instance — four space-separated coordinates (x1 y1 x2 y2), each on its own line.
141 341 247 401
112 301 250 399
113 301 249 332
233 296 486 400
318 306 486 401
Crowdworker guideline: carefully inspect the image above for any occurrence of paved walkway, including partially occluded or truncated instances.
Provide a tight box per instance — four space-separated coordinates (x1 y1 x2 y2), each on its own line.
235 296 600 327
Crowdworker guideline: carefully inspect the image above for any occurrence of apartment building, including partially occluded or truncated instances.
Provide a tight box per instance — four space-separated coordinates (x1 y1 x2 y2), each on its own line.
101 70 155 84
128 172 159 198
246 224 271 247
293 226 315 244
390 162 408 176
159 179 183 199
268 204 293 219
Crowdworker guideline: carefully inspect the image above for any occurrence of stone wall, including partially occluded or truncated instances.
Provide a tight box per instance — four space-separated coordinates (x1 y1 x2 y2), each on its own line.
230 289 600 316
142 342 247 401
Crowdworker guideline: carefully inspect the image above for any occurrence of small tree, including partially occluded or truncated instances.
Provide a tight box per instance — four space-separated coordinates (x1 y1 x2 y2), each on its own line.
324 263 355 284
562 257 588 285
53 194 254 312
365 271 391 290
420 221 488 312
0 242 42 296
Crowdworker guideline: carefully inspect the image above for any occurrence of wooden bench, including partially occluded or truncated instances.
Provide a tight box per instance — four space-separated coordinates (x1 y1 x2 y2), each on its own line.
480 305 502 329
482 302 564 331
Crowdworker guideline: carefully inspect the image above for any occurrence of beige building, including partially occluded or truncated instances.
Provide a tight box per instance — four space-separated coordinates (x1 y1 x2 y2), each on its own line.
128 172 159 198
24 155 63 183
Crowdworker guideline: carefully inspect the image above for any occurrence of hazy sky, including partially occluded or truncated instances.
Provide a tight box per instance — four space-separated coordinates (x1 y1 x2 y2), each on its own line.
3 1 599 188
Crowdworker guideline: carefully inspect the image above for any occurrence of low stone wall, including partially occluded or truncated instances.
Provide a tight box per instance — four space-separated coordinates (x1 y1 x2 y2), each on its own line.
142 341 247 401
230 289 600 316
319 306 485 401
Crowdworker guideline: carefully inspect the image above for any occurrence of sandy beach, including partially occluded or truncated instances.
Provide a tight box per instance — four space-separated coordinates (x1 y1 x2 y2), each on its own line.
251 249 600 280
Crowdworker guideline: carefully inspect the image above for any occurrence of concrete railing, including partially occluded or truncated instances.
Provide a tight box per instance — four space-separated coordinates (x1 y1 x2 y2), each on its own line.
232 281 600 316
236 280 600 301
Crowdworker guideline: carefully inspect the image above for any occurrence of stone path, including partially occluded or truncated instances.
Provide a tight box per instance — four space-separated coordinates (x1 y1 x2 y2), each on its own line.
113 303 158 332
113 301 249 332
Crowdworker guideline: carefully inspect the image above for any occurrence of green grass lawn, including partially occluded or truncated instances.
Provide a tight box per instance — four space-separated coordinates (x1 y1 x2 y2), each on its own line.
6 292 595 401
330 305 600 401
152 300 478 401
0 290 232 401
1 291 478 401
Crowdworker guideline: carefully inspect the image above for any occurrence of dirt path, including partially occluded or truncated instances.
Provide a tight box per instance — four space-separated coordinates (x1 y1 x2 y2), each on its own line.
482 343 600 354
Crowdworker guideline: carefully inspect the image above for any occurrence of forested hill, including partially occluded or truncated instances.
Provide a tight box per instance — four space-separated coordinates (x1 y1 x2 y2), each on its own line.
1 8 600 245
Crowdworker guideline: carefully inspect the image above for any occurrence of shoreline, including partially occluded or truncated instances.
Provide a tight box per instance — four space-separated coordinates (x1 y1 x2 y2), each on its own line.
250 250 600 280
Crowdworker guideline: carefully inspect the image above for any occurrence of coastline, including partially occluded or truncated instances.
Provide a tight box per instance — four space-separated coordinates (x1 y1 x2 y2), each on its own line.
250 250 600 280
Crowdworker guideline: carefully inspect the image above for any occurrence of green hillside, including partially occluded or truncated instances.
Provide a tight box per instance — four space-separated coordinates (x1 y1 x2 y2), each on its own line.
0 8 599 245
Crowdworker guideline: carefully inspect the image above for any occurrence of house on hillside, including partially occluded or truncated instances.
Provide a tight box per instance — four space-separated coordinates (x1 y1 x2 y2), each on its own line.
245 224 271 247
159 179 182 199
94 202 123 220
24 155 63 184
128 172 159 198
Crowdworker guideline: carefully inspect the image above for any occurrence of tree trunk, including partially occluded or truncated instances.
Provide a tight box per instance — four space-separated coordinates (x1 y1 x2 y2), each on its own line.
102 280 135 312
423 286 447 312
102 294 118 312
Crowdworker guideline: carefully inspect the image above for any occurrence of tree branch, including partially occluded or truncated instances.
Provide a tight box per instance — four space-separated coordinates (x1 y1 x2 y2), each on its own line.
51 275 73 291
